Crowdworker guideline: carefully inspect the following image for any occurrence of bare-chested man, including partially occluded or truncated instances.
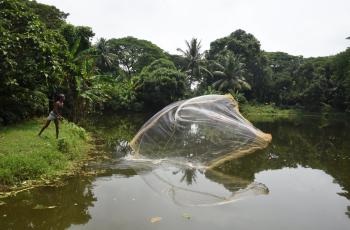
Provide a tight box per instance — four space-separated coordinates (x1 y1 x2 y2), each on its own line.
38 94 65 139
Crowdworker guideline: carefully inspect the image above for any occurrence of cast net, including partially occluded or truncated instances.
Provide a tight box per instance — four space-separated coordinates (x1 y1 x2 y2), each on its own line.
129 94 272 169
127 94 272 206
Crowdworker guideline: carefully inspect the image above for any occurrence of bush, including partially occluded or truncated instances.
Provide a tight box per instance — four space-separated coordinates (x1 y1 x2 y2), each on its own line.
103 79 140 112
229 90 248 104
134 59 187 108
57 138 70 153
66 122 88 140
0 90 49 124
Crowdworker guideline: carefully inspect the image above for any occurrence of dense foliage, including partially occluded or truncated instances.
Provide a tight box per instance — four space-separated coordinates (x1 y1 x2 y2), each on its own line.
134 58 187 108
205 29 272 101
0 0 69 123
266 51 350 111
1 0 349 125
108 36 167 77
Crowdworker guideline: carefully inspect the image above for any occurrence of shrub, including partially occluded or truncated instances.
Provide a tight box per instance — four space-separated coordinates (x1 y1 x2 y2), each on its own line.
134 59 187 108
57 138 70 153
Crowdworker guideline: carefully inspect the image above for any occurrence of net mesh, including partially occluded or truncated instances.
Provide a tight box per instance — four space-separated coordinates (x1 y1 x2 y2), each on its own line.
141 163 269 207
130 94 272 169
122 159 269 207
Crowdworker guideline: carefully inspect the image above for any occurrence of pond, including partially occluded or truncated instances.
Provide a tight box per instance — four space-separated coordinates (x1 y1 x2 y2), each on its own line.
1 113 350 230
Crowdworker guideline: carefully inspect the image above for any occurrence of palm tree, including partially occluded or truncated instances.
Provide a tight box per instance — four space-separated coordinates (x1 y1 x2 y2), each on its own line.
177 38 204 82
94 38 117 73
211 52 251 92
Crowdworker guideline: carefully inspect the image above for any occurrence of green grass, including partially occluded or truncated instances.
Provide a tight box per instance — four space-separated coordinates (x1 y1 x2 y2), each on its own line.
240 103 302 122
0 119 91 186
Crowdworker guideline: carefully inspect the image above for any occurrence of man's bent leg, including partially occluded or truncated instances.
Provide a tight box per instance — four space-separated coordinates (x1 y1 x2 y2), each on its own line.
38 120 51 136
54 119 60 139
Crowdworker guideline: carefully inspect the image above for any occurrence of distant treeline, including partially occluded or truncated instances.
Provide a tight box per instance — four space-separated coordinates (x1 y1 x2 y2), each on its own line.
1 0 349 124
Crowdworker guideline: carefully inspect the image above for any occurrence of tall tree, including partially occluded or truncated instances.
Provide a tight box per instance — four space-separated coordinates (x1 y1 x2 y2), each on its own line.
26 0 69 29
177 38 205 82
211 52 251 92
134 58 187 108
60 24 95 54
94 38 117 74
332 48 350 111
108 36 166 77
207 29 271 101
0 0 69 123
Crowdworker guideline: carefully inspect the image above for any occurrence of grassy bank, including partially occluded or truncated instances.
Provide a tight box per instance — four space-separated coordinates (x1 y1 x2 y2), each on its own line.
0 119 92 190
240 103 302 122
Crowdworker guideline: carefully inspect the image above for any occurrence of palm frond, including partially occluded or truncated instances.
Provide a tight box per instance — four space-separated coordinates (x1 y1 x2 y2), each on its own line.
212 79 224 88
213 71 226 78
199 66 213 78
211 61 225 71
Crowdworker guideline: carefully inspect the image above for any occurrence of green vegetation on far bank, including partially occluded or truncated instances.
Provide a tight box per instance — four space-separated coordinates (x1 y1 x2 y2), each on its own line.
239 102 350 123
0 119 91 188
240 103 302 122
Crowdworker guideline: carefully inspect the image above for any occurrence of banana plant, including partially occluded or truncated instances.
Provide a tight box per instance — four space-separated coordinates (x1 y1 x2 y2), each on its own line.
65 38 111 121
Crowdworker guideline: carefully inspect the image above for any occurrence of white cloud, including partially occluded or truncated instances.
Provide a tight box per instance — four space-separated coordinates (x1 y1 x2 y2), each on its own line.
38 0 350 57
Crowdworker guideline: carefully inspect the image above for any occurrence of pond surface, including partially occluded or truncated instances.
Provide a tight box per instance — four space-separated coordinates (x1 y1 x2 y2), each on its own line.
1 114 350 230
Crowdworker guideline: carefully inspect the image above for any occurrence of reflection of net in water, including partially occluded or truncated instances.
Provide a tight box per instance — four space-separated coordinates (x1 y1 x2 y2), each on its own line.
127 95 272 206
127 160 269 207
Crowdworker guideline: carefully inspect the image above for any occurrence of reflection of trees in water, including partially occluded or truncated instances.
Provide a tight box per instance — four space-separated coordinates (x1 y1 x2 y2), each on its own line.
214 116 350 218
0 178 96 230
0 167 139 229
80 114 146 154
154 164 269 207
173 167 198 185
205 169 252 192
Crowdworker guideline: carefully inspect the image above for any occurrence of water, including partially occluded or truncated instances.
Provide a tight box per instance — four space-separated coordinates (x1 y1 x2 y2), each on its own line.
1 114 350 230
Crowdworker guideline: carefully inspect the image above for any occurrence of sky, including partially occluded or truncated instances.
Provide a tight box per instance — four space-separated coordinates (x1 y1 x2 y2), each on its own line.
37 0 350 57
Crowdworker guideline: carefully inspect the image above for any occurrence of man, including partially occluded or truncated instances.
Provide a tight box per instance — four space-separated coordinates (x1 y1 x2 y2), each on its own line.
38 94 65 139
